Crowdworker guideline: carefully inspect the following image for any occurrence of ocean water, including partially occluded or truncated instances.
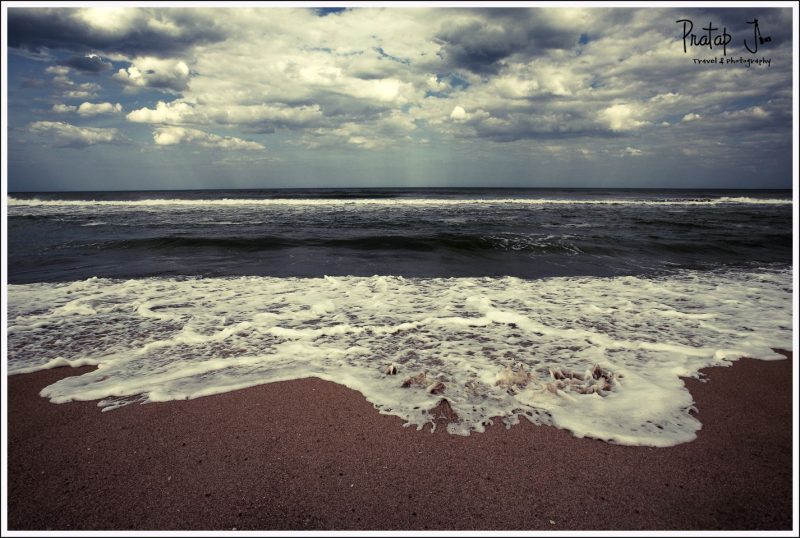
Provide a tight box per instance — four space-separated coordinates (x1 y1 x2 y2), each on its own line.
6 188 794 446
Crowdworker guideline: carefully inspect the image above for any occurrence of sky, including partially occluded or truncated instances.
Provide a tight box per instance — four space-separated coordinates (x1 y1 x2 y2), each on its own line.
3 4 795 191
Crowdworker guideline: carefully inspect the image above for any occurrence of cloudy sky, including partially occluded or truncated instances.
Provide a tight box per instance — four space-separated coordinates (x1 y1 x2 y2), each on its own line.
4 5 794 191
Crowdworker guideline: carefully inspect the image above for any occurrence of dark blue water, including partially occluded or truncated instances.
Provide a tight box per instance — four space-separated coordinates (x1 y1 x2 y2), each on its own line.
7 188 793 284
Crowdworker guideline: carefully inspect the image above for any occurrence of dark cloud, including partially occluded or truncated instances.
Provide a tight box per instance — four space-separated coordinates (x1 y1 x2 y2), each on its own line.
435 9 582 74
62 54 112 73
678 105 791 138
436 7 791 75
20 77 46 88
7 8 226 57
479 128 622 143
468 116 623 143
436 20 518 74
304 95 389 120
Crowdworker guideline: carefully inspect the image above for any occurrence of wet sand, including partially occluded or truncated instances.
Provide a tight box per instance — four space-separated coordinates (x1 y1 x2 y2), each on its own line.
6 352 794 530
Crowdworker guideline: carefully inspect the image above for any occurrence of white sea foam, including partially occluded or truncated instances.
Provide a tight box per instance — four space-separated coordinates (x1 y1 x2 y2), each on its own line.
7 196 792 211
7 270 791 446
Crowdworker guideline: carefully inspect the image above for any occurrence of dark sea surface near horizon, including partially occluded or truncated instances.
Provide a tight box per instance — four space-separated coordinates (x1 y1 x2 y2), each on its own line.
7 188 793 284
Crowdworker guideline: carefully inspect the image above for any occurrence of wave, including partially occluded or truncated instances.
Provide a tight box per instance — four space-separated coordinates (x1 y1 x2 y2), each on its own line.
7 196 793 208
6 268 791 447
73 232 789 257
84 233 586 254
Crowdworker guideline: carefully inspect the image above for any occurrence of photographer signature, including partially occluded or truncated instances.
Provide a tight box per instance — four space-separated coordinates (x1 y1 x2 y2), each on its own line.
676 18 771 55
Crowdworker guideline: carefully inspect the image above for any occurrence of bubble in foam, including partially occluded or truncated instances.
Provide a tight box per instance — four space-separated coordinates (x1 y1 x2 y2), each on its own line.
6 268 791 447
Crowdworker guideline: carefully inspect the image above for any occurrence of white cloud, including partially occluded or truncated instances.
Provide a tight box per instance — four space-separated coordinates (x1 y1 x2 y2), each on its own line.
29 121 121 147
54 102 122 116
345 77 410 103
598 104 647 132
77 102 123 116
127 100 326 132
491 62 586 99
52 103 77 113
50 73 102 99
63 90 97 99
114 56 191 91
73 7 145 35
126 100 196 123
681 113 702 122
450 106 468 121
292 112 416 150
426 76 448 93
45 65 71 75
152 126 264 150
722 106 769 120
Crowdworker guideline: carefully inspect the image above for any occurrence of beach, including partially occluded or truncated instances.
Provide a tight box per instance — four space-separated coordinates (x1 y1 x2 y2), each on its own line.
6 191 795 531
4 3 796 533
7 351 793 531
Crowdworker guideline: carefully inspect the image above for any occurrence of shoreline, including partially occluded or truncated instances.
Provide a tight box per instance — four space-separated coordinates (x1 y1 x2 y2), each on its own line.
7 352 795 530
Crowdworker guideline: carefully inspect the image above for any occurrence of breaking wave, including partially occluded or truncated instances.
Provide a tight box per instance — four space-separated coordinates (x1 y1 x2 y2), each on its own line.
7 268 791 447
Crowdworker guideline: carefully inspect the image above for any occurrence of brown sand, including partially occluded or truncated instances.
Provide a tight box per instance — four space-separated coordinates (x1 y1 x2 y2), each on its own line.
7 352 794 530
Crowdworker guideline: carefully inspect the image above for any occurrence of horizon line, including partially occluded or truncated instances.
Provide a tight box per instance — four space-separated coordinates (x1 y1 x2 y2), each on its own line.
7 186 794 194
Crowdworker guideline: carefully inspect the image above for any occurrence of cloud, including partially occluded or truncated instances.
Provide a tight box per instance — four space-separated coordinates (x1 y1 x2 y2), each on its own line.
81 102 123 116
450 106 468 121
63 89 98 99
52 103 77 113
113 56 191 91
20 77 46 88
721 106 769 120
53 102 122 116
49 72 101 99
676 105 786 137
436 18 523 74
62 53 112 73
126 100 195 123
490 61 587 98
126 100 327 132
598 104 648 132
212 154 280 166
152 126 265 150
7 8 226 57
28 121 121 147
438 108 617 143
8 6 795 172
434 9 591 74
292 110 417 150
45 65 71 76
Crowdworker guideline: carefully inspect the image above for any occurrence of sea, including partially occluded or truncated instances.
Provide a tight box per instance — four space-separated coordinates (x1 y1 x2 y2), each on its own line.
5 188 794 446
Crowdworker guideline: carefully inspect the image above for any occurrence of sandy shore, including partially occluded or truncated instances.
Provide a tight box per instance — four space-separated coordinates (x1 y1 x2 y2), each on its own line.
7 352 794 530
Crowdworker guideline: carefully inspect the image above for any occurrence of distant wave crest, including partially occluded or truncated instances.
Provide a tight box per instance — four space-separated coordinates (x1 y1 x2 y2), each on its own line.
7 196 793 208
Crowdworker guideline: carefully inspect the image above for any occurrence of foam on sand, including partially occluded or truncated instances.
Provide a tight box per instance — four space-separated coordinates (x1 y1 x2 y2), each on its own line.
7 269 791 446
